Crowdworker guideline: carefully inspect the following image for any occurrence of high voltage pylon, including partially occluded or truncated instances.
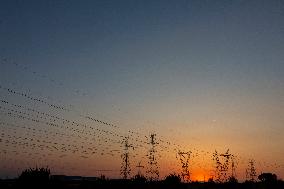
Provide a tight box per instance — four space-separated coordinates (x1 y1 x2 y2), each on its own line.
136 161 144 176
177 150 191 182
146 133 159 181
213 149 237 183
120 136 134 179
246 159 257 182
2 74 274 181
231 155 237 179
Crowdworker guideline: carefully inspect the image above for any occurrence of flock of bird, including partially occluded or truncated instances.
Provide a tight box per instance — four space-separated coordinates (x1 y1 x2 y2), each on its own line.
0 57 283 180
0 84 181 178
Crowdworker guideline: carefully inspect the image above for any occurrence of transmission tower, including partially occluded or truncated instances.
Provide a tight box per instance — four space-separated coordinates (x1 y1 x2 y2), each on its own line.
177 150 192 182
146 133 159 181
213 149 233 182
245 159 257 182
120 136 134 179
136 161 144 176
231 155 238 179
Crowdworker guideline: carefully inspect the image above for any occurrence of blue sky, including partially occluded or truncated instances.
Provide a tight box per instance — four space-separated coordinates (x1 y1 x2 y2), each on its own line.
0 0 284 179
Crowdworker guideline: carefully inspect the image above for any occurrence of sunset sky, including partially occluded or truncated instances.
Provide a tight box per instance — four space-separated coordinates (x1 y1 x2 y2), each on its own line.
0 0 284 181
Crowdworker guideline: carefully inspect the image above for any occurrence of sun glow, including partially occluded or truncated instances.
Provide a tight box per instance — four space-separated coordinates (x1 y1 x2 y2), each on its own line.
191 170 211 182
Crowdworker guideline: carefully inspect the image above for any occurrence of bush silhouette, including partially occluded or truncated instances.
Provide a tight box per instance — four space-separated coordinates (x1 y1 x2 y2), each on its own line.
164 173 181 185
258 172 277 183
208 177 214 183
132 174 147 184
228 176 238 183
19 167 50 182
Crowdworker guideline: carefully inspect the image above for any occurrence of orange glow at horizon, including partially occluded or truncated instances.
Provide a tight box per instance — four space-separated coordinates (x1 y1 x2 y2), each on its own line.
191 174 206 182
190 169 212 182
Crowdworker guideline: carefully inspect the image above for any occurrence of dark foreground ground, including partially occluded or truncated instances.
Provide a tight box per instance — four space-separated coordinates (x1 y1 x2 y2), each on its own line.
1 179 284 189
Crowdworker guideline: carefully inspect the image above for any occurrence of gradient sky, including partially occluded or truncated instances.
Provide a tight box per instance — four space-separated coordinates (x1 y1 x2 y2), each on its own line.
0 0 284 181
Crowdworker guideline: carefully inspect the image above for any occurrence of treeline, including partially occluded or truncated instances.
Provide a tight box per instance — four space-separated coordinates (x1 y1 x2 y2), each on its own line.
0 167 283 189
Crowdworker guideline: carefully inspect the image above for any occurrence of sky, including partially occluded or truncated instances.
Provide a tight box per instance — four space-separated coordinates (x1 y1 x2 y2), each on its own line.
0 0 284 181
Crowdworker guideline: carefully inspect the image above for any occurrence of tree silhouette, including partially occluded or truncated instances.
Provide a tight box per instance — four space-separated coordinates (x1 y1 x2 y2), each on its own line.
164 173 181 185
19 167 50 182
132 174 147 184
258 173 277 183
227 176 238 183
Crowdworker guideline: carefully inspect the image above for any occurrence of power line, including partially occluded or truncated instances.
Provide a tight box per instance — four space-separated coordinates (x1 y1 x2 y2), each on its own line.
0 87 177 151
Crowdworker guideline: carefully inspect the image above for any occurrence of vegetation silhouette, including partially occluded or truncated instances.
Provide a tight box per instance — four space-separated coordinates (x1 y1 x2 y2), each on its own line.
227 176 238 183
258 172 277 183
131 174 147 184
163 173 181 185
258 173 277 184
18 167 50 181
17 167 50 188
1 167 284 189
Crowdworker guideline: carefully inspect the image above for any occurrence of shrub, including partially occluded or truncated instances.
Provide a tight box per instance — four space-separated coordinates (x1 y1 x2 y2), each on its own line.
164 173 181 185
19 167 50 182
